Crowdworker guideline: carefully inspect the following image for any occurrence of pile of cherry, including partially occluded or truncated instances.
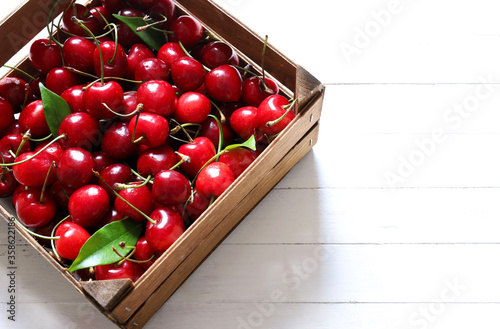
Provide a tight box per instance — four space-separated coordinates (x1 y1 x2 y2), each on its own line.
0 0 295 282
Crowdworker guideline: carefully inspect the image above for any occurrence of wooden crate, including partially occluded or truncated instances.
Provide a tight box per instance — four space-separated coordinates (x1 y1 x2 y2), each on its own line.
0 0 325 328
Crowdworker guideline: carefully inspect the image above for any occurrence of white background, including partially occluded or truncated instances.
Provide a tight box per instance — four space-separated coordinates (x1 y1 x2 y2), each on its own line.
2 0 500 328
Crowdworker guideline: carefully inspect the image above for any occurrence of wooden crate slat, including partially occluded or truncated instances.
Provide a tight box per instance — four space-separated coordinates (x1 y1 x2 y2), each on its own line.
124 123 321 329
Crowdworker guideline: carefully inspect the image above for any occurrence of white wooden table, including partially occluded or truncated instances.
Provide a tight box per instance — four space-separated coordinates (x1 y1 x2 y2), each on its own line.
2 0 500 328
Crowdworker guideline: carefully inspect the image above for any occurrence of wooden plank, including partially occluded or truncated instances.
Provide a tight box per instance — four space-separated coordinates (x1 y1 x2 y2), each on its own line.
122 122 320 329
111 90 323 322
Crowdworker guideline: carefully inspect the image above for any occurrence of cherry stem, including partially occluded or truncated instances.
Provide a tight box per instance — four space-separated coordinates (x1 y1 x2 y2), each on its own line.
114 175 152 190
72 17 105 84
261 35 269 88
105 23 119 65
15 130 32 158
130 112 142 143
231 65 272 93
39 161 56 204
0 134 66 167
14 218 61 241
29 133 53 143
208 100 226 124
137 14 169 33
8 150 16 159
208 114 223 155
170 118 194 143
2 65 36 81
112 245 135 266
46 0 59 45
170 152 191 171
50 215 71 261
22 83 31 109
102 102 143 118
64 67 99 80
266 98 298 128
178 41 211 72
125 165 153 184
93 170 157 225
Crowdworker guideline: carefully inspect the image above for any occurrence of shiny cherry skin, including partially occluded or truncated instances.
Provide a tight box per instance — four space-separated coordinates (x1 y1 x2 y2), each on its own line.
0 170 18 197
0 77 31 112
137 80 177 117
92 151 115 172
19 100 51 138
205 65 243 103
94 41 128 78
118 92 138 123
170 57 205 92
126 44 155 79
0 134 31 164
177 137 216 178
135 58 170 83
145 207 185 252
185 189 210 221
34 139 64 161
242 76 279 107
90 6 112 29
95 260 137 281
256 95 295 136
15 188 56 228
115 183 154 222
201 41 239 69
174 92 211 124
56 147 94 189
61 3 101 37
218 148 257 178
116 8 145 49
45 67 81 95
84 81 124 119
69 185 110 228
134 236 158 269
58 112 101 151
152 170 191 207
28 39 63 74
63 36 96 74
143 0 176 30
99 163 134 199
55 222 91 260
136 144 177 177
196 162 235 198
169 15 204 50
1 120 23 137
229 106 260 141
127 113 169 148
61 85 85 113
0 97 14 131
157 42 185 66
101 122 140 160
13 152 56 188
200 116 233 149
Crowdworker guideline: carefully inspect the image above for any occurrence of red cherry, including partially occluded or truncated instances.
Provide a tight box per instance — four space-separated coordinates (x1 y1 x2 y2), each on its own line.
0 97 14 131
34 139 64 161
177 137 216 178
135 58 170 83
61 85 85 113
61 3 101 37
218 148 257 178
84 81 124 119
127 44 155 79
55 222 90 260
144 0 177 30
229 106 260 141
93 41 128 78
49 180 74 210
185 189 210 221
169 15 204 50
256 95 295 136
128 113 169 148
195 162 235 198
201 41 239 69
134 236 158 269
95 260 136 281
152 170 191 207
19 100 51 138
2 120 23 136
56 147 94 189
200 116 233 148
0 170 18 197
101 122 140 160
92 151 115 172
157 42 185 66
0 77 31 112
175 92 211 124
145 207 185 252
90 6 112 29
137 80 177 117
12 152 56 188
205 65 243 103
69 185 110 228
63 36 96 74
136 144 177 177
116 8 145 49
15 188 56 228
58 112 101 151
28 39 63 74
99 163 134 199
45 67 81 95
242 76 279 107
114 183 154 221
0 134 30 164
170 57 205 92
118 92 138 123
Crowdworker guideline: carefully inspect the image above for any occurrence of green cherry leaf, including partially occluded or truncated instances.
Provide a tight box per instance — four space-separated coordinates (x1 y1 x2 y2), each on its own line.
40 83 71 137
68 220 143 272
113 14 166 51
224 135 257 152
